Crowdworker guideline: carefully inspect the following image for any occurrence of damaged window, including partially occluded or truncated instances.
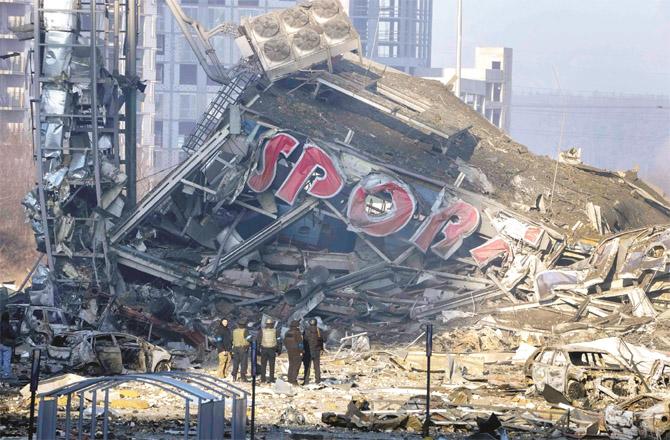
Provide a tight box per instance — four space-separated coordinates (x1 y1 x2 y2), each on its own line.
568 351 621 369
539 350 554 364
31 309 45 322
553 351 567 366
51 334 80 347
47 310 67 325
7 306 25 323
94 334 116 348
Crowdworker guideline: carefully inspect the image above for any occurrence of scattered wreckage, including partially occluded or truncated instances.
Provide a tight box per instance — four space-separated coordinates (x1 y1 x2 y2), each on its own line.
606 394 670 440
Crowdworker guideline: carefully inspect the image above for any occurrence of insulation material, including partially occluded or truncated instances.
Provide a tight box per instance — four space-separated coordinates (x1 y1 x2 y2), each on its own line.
43 31 75 78
41 86 70 115
43 0 79 31
41 122 65 156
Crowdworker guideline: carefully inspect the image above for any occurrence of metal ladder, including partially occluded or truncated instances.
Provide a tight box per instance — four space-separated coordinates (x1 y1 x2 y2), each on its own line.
181 69 256 156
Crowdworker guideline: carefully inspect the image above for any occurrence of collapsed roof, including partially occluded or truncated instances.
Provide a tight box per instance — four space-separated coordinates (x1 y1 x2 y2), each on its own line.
20 0 670 344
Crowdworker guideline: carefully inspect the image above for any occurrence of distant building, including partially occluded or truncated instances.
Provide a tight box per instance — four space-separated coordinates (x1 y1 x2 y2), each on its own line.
138 1 158 184
511 90 670 195
347 0 433 75
0 0 29 135
419 47 513 132
154 0 297 171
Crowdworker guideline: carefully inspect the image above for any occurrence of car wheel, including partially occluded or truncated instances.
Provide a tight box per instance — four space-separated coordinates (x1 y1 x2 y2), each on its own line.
82 363 102 376
153 360 171 372
566 380 586 400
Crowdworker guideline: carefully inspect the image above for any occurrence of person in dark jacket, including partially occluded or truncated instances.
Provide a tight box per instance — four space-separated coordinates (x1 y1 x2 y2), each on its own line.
303 318 324 384
0 311 16 380
231 321 250 381
283 320 303 385
302 336 311 384
215 318 233 378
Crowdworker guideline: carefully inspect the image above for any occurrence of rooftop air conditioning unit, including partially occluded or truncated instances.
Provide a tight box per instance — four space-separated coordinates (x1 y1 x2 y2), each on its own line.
239 0 360 81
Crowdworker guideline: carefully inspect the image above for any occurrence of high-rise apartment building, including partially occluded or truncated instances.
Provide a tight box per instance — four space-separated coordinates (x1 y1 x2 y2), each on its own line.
0 0 29 134
138 0 158 186
347 0 432 75
419 47 513 132
154 0 297 171
0 0 34 282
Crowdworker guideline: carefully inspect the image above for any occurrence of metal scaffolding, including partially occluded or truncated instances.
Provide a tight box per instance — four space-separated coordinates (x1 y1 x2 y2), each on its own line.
29 0 135 293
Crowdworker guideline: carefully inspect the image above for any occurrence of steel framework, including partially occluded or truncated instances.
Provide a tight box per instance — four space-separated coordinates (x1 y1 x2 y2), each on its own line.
36 372 248 439
31 0 134 294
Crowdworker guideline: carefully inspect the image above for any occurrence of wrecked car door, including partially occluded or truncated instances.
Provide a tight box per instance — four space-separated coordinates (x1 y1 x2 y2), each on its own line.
26 308 53 345
47 334 72 362
114 334 149 372
546 350 569 393
532 349 555 392
93 334 123 374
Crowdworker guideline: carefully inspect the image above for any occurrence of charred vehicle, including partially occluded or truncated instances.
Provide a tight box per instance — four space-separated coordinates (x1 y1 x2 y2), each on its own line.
525 346 641 404
6 303 77 345
606 394 670 440
45 331 171 375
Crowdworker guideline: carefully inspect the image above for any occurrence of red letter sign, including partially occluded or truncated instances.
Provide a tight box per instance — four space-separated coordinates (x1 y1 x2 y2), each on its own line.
470 236 511 267
275 143 344 205
410 199 480 259
247 133 300 193
346 174 416 237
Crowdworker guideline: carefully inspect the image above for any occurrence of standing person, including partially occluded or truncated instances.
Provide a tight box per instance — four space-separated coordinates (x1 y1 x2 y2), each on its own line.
303 318 324 384
283 320 303 385
301 328 311 384
231 321 250 381
259 318 281 383
0 311 16 380
215 318 233 378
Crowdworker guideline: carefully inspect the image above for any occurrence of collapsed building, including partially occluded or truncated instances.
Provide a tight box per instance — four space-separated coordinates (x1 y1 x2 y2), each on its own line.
7 0 670 437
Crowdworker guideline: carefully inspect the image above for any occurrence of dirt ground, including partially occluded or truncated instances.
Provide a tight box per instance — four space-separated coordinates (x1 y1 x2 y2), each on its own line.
0 337 564 440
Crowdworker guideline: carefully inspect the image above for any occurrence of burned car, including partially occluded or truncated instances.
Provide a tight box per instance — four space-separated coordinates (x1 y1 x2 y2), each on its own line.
605 394 670 440
45 331 171 375
6 303 77 345
525 346 640 404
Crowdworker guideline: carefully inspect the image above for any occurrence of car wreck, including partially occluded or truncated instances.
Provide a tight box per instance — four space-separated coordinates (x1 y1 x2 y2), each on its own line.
44 331 171 375
526 346 643 405
6 303 77 345
606 394 670 440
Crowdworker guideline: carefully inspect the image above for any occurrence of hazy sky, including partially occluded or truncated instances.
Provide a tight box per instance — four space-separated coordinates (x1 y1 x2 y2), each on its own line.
432 0 670 95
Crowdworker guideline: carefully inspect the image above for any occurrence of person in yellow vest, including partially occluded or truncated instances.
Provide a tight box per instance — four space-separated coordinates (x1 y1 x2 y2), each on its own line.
259 318 281 383
231 321 250 381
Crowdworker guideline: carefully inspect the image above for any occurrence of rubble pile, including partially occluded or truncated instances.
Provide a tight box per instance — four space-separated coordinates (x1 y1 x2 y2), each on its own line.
4 0 670 438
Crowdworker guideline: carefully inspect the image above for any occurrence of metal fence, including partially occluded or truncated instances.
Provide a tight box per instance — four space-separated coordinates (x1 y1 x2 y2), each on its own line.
36 372 248 440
